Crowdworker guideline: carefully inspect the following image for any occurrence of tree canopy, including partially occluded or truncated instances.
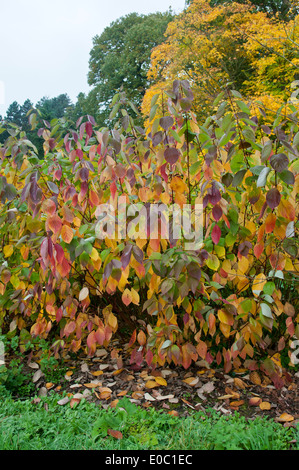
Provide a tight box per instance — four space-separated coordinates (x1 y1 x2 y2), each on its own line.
86 11 173 125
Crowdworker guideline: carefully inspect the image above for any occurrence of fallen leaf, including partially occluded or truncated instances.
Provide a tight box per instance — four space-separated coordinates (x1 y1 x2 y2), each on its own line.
249 397 262 406
132 391 144 399
117 390 128 397
46 382 54 389
100 391 112 400
230 400 244 407
250 371 261 385
198 382 215 394
155 376 167 386
144 393 155 401
259 402 271 410
112 368 124 376
276 413 294 423
33 369 44 383
183 377 199 386
168 410 179 416
109 400 119 408
218 394 237 400
91 371 104 377
234 378 247 390
28 362 39 369
98 386 112 394
84 383 101 388
145 380 159 389
107 429 123 439
70 398 81 408
81 363 89 373
65 370 73 377
57 397 69 406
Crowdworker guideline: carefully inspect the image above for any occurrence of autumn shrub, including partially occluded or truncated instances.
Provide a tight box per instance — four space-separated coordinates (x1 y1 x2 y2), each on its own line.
0 79 298 387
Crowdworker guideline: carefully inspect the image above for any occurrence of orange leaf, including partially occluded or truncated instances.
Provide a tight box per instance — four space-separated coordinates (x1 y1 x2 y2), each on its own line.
249 397 262 406
48 214 62 234
107 429 123 439
277 413 294 422
61 225 74 243
250 371 261 385
265 213 276 234
137 330 147 346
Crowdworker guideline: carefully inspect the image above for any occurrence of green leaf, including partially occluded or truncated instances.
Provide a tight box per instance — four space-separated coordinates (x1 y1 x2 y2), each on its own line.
263 282 275 296
256 167 271 187
260 303 273 319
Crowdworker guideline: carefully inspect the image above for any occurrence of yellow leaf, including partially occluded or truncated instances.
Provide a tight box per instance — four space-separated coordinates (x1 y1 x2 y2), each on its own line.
65 371 73 377
155 376 167 386
145 380 159 389
259 402 271 410
3 245 13 257
108 312 118 331
131 288 140 305
91 371 104 376
252 273 267 297
277 413 294 422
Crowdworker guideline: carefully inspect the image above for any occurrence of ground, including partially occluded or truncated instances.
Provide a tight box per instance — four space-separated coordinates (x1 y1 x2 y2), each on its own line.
16 338 299 430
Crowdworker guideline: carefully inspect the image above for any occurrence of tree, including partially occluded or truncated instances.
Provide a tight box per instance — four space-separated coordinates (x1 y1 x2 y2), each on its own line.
87 11 173 125
36 94 74 122
142 0 299 120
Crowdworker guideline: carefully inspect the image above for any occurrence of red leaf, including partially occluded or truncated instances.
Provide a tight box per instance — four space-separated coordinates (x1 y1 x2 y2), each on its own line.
107 430 123 440
211 224 221 244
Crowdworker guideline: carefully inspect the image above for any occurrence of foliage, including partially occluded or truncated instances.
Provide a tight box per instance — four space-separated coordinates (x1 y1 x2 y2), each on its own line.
87 11 173 125
143 0 299 120
0 76 298 388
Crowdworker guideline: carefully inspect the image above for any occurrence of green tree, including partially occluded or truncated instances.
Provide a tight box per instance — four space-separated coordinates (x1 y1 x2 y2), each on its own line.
36 94 74 122
87 11 173 125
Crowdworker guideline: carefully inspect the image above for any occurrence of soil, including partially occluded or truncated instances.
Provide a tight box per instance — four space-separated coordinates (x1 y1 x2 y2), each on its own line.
11 339 299 429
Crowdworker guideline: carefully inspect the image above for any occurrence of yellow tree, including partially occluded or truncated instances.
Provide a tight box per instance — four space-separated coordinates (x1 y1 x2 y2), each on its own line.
142 0 299 121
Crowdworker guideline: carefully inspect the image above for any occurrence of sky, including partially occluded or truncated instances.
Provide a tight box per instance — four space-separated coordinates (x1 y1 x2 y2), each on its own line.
0 0 186 117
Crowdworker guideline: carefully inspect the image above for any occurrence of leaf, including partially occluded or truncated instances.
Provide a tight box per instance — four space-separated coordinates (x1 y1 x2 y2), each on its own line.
107 430 123 439
260 303 273 319
249 371 261 385
259 402 271 410
252 273 267 296
3 245 13 257
249 397 262 406
145 380 159 389
265 213 276 233
57 397 69 406
155 377 167 386
183 377 199 386
266 188 281 209
270 153 289 173
79 287 89 301
61 225 73 243
276 413 294 422
211 224 221 245
206 254 220 271
256 167 271 187
278 169 295 185
164 147 180 165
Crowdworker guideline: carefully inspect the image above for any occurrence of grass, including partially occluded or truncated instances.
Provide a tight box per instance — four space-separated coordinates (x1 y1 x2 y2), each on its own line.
0 392 297 450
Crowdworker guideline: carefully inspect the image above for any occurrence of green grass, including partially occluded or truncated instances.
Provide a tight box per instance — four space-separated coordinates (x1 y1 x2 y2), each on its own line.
0 392 297 450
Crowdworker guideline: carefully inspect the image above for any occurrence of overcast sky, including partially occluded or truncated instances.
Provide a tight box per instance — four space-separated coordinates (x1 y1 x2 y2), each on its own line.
0 0 185 117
